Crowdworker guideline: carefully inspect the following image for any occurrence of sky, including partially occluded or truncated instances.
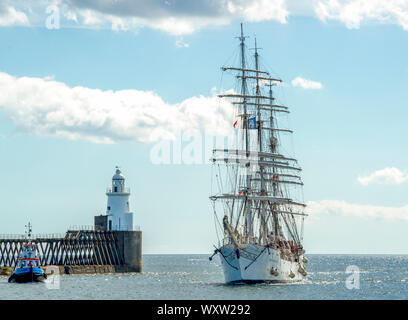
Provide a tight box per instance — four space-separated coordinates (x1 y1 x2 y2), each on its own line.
0 0 408 254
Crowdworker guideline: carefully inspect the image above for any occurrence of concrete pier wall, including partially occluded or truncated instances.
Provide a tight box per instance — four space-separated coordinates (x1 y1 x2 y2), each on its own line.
114 231 142 272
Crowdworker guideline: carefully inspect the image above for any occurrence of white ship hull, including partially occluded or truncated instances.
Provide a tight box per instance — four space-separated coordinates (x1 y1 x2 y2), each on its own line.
219 244 306 284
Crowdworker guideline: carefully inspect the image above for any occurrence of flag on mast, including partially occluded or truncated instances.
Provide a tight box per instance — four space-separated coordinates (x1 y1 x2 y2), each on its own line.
248 117 257 129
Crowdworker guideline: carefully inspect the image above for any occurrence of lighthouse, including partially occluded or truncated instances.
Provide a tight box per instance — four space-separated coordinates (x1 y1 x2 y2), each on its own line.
105 167 134 231
93 166 142 272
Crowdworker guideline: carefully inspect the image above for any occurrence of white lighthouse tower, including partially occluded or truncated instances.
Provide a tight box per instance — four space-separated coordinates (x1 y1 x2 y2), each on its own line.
106 167 134 231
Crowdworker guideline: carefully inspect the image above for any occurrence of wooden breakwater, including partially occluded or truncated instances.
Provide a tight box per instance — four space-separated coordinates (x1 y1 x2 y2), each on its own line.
0 229 142 275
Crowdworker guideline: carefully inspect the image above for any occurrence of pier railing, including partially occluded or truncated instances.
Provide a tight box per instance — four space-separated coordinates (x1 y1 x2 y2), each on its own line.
68 225 95 231
105 187 131 193
0 230 126 267
68 225 141 231
0 233 65 240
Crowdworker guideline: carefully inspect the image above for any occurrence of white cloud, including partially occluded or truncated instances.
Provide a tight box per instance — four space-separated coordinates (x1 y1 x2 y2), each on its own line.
175 37 190 48
227 0 288 23
307 199 408 221
357 167 408 186
0 2 29 26
73 0 288 35
4 0 408 33
291 76 323 89
0 72 234 144
63 10 78 23
314 0 408 30
74 10 230 35
4 0 288 35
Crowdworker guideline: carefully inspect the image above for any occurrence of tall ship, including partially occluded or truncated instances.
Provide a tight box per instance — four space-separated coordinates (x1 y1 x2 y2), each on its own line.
209 24 308 284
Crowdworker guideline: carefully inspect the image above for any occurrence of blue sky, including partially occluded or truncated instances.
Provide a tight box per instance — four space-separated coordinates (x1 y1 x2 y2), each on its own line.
0 0 408 254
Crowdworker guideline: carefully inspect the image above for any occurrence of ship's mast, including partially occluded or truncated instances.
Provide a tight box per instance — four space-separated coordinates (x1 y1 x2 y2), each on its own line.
254 38 268 243
266 80 280 241
239 23 249 157
238 23 253 241
212 24 306 248
254 38 265 193
25 222 32 244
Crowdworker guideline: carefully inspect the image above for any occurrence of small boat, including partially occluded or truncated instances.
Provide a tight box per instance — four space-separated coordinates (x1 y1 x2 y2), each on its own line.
8 223 47 283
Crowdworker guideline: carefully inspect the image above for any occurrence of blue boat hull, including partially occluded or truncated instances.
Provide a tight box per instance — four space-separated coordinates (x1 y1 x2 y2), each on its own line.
8 267 47 283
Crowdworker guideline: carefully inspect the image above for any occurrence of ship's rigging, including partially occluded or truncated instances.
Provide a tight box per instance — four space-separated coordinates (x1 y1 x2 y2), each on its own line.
210 24 306 258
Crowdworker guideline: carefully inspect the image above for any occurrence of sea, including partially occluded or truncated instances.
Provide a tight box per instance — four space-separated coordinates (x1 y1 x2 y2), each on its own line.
1 254 407 300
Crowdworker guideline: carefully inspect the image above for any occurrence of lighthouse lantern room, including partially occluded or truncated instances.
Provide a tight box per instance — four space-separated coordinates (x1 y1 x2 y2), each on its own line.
105 167 134 231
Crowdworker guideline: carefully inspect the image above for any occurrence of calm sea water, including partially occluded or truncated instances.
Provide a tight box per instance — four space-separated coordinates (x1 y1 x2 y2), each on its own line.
1 254 407 300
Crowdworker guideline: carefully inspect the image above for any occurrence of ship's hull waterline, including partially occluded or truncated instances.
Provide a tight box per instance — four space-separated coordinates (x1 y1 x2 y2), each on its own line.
8 268 47 283
219 244 306 284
